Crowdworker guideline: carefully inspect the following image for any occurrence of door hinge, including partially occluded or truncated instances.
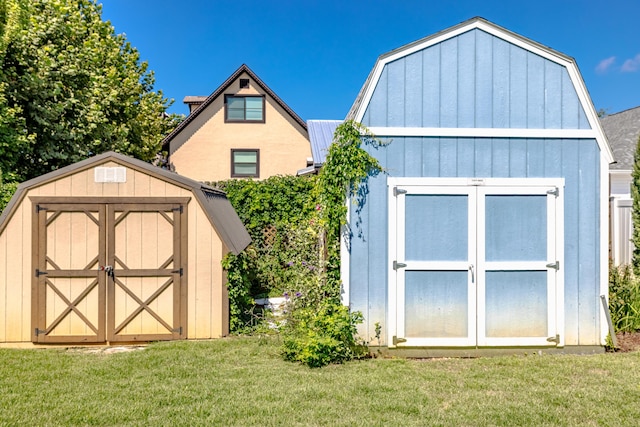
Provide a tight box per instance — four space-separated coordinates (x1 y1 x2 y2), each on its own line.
35 205 48 213
546 261 560 270
393 261 407 270
171 267 183 276
547 334 560 344
172 326 183 335
392 336 407 345
393 187 407 197
172 206 183 213
547 187 559 197
35 269 48 277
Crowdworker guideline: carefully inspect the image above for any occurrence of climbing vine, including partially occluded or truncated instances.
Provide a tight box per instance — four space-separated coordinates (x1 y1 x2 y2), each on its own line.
280 120 386 367
219 120 386 366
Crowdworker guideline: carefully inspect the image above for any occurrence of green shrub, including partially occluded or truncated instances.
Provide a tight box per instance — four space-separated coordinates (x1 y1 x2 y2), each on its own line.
281 299 367 368
221 250 256 333
609 263 640 332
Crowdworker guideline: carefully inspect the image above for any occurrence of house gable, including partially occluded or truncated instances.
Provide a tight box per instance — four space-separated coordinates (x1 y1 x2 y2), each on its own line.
162 65 311 182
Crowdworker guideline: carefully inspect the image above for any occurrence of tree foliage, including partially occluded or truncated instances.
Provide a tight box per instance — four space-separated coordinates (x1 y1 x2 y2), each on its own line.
0 0 179 181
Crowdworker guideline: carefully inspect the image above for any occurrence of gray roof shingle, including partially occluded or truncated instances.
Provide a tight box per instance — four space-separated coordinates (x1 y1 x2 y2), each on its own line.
601 106 640 171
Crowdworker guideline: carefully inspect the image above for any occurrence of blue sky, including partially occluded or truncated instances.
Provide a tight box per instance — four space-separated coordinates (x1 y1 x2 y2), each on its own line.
101 0 640 121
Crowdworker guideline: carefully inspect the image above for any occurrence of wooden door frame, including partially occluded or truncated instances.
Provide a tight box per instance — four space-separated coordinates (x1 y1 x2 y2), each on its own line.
31 201 107 343
31 196 189 344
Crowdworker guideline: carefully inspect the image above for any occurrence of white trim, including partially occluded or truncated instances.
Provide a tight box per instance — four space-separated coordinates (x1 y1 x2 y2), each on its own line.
388 176 563 188
388 176 565 347
340 199 351 307
387 182 398 346
367 127 598 139
600 156 611 344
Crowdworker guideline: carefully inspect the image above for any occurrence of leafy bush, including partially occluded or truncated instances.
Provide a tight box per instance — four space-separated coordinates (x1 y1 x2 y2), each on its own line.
281 300 366 368
609 263 640 332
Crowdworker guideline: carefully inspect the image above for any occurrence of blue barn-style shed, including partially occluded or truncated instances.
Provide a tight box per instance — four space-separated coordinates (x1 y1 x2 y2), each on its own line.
343 17 613 355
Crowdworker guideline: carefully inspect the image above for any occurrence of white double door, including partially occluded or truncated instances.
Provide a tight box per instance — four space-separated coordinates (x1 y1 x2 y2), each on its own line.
389 178 564 347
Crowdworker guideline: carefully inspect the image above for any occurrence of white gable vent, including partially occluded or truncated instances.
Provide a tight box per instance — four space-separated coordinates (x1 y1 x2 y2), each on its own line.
94 166 126 183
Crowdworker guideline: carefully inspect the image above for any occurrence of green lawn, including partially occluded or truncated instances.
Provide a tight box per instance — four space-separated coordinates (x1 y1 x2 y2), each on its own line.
1 337 639 426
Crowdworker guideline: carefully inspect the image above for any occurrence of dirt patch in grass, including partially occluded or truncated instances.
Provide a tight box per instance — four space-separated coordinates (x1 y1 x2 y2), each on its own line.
614 332 640 352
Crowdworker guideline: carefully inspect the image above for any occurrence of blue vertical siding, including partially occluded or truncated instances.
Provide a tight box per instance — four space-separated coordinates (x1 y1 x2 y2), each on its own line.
362 29 590 130
351 137 601 346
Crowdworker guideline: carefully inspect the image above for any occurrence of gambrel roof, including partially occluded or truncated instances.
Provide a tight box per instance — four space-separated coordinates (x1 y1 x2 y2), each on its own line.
162 64 307 151
347 16 613 163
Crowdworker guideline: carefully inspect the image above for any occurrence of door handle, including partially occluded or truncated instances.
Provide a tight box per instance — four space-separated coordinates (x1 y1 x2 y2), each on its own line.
469 264 475 283
100 265 115 280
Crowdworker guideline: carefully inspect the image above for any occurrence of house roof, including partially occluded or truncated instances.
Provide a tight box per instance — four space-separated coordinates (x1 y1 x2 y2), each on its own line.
345 16 613 164
0 151 251 255
308 120 341 165
601 106 640 171
162 64 307 151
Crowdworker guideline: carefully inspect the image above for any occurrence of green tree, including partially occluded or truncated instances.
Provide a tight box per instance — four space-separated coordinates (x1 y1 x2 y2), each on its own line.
0 0 179 181
632 135 640 273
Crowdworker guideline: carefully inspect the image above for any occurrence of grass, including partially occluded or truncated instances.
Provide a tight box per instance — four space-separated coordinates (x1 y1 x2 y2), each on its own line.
1 337 640 426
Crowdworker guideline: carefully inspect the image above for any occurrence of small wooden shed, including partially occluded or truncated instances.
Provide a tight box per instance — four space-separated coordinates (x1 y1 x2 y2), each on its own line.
343 17 613 355
0 151 250 345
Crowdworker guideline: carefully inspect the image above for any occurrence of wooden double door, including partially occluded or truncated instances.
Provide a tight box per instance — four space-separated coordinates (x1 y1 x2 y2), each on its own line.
31 198 188 344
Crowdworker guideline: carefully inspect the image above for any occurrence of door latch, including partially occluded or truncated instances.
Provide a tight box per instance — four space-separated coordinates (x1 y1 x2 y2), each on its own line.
100 265 115 280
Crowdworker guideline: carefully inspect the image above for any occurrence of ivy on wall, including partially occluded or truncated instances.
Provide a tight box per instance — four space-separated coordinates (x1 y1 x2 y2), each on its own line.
218 120 385 366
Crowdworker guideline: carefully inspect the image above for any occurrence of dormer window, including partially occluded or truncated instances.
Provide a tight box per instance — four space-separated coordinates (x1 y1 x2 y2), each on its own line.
225 95 265 122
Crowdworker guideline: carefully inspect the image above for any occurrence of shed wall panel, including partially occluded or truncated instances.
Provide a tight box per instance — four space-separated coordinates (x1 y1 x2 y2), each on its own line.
351 137 601 346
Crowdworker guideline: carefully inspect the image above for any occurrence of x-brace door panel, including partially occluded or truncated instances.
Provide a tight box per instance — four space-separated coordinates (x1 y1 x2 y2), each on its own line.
107 203 185 342
33 203 106 343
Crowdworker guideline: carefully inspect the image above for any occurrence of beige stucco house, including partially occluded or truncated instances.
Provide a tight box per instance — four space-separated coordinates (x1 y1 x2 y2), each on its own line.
162 64 311 182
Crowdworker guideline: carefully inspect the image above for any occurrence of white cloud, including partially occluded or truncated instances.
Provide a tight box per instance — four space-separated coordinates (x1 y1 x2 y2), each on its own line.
596 56 616 74
621 54 640 72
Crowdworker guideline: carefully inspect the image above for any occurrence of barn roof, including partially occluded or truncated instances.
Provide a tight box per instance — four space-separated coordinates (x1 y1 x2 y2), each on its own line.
346 16 613 164
0 151 251 255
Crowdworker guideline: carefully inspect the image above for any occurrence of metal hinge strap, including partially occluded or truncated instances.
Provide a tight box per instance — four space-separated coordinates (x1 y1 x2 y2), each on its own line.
393 261 407 270
392 336 407 345
547 334 560 344
546 261 560 270
172 206 183 213
172 326 183 335
35 269 48 277
171 267 183 276
547 187 559 197
35 205 48 213
393 187 407 197
35 328 46 336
